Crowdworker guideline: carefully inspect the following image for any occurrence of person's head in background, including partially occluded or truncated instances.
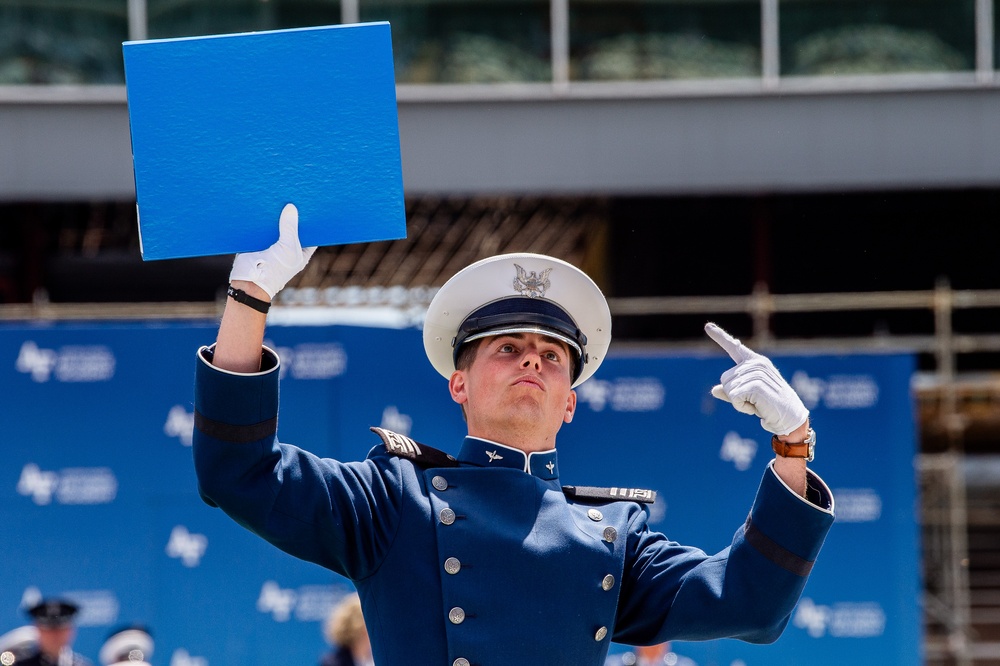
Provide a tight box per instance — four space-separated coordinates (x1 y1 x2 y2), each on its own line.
636 643 666 663
325 593 372 665
99 625 154 665
26 599 79 661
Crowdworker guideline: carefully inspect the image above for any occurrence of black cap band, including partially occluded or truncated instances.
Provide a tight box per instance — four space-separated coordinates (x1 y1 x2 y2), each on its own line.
452 297 588 381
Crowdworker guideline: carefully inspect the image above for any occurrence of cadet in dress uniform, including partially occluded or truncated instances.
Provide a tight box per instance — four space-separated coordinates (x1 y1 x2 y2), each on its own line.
193 204 835 666
18 599 92 666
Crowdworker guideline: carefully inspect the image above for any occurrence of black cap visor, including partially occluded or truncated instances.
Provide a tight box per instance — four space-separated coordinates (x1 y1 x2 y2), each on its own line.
452 297 588 381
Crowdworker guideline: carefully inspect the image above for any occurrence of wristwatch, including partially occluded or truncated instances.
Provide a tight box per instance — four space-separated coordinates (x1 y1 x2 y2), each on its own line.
771 427 815 462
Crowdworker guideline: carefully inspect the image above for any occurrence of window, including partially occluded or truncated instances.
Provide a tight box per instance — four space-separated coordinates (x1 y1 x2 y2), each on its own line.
361 0 552 83
780 0 975 76
0 0 128 84
570 0 762 81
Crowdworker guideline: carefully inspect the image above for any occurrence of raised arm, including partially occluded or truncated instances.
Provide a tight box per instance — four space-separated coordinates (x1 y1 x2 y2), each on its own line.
704 322 811 497
213 203 316 372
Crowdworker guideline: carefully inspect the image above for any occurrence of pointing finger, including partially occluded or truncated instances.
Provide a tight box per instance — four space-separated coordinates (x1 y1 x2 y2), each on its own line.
704 322 752 363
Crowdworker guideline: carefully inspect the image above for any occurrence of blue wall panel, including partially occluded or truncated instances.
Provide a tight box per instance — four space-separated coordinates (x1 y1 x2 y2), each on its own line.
0 321 919 665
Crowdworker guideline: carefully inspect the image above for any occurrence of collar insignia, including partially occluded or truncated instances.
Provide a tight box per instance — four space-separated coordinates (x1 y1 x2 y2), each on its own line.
486 450 504 463
546 461 555 474
513 264 552 298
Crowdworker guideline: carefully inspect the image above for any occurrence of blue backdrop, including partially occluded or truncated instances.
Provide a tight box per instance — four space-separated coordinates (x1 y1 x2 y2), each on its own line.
0 320 920 665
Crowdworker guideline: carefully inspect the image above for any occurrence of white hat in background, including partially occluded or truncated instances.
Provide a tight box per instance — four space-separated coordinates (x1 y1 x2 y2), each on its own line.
0 624 39 663
99 626 154 665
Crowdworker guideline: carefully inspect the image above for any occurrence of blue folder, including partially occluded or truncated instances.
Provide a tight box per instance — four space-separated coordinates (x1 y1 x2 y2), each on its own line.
123 22 406 261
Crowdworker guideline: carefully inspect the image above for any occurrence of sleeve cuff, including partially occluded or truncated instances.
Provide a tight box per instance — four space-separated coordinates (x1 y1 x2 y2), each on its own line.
766 461 835 515
746 462 836 565
194 344 281 429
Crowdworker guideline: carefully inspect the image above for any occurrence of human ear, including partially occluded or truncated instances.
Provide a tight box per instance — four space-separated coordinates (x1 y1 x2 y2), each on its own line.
564 389 577 424
449 370 468 405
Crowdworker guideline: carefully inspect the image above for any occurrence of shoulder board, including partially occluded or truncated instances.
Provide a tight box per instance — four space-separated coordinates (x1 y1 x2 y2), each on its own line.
370 427 459 468
562 485 657 504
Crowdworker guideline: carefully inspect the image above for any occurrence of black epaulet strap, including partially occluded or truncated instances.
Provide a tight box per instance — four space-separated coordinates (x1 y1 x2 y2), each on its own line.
370 427 459 468
562 485 658 504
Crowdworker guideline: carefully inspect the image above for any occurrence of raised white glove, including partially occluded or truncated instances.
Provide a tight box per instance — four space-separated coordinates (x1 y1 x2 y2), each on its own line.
705 322 808 435
230 203 317 299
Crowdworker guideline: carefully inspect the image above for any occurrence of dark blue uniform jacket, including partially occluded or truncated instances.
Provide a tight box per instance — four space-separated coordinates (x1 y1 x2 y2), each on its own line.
193 347 835 666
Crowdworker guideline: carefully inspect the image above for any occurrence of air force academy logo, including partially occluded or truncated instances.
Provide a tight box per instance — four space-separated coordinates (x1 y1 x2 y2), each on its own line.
165 525 207 567
17 464 117 505
164 405 195 446
15 341 57 381
16 464 59 504
719 431 757 471
257 581 297 622
15 340 115 382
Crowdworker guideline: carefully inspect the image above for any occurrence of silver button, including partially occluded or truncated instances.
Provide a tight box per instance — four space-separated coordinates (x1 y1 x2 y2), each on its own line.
444 557 462 575
587 508 603 521
601 574 615 591
595 626 608 641
449 607 466 624
439 508 456 525
603 526 618 543
453 659 470 666
432 475 449 491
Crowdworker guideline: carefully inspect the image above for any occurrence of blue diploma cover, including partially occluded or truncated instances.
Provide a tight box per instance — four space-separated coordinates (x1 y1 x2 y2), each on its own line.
123 22 406 261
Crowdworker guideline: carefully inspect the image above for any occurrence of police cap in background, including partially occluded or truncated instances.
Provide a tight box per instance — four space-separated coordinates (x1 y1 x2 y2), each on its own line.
25 600 79 628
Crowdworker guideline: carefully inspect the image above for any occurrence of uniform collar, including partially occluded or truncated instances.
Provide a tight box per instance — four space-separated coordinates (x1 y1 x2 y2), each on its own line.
458 437 559 480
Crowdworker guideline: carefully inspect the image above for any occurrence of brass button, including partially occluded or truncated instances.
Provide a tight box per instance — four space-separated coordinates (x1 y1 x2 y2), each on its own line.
603 526 618 543
601 574 615 591
587 508 603 521
595 626 608 641
453 659 470 666
439 508 456 525
444 557 462 575
449 607 466 624
432 475 449 491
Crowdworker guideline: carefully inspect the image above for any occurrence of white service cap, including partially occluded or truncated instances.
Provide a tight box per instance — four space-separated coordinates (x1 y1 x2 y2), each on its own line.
99 627 154 666
423 252 611 388
0 625 38 657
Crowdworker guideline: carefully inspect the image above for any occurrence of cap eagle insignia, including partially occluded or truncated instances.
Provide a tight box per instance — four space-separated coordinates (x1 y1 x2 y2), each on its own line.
513 264 552 298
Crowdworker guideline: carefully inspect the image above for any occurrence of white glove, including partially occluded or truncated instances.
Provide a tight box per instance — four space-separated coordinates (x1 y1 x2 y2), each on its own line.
230 203 317 299
705 322 808 435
